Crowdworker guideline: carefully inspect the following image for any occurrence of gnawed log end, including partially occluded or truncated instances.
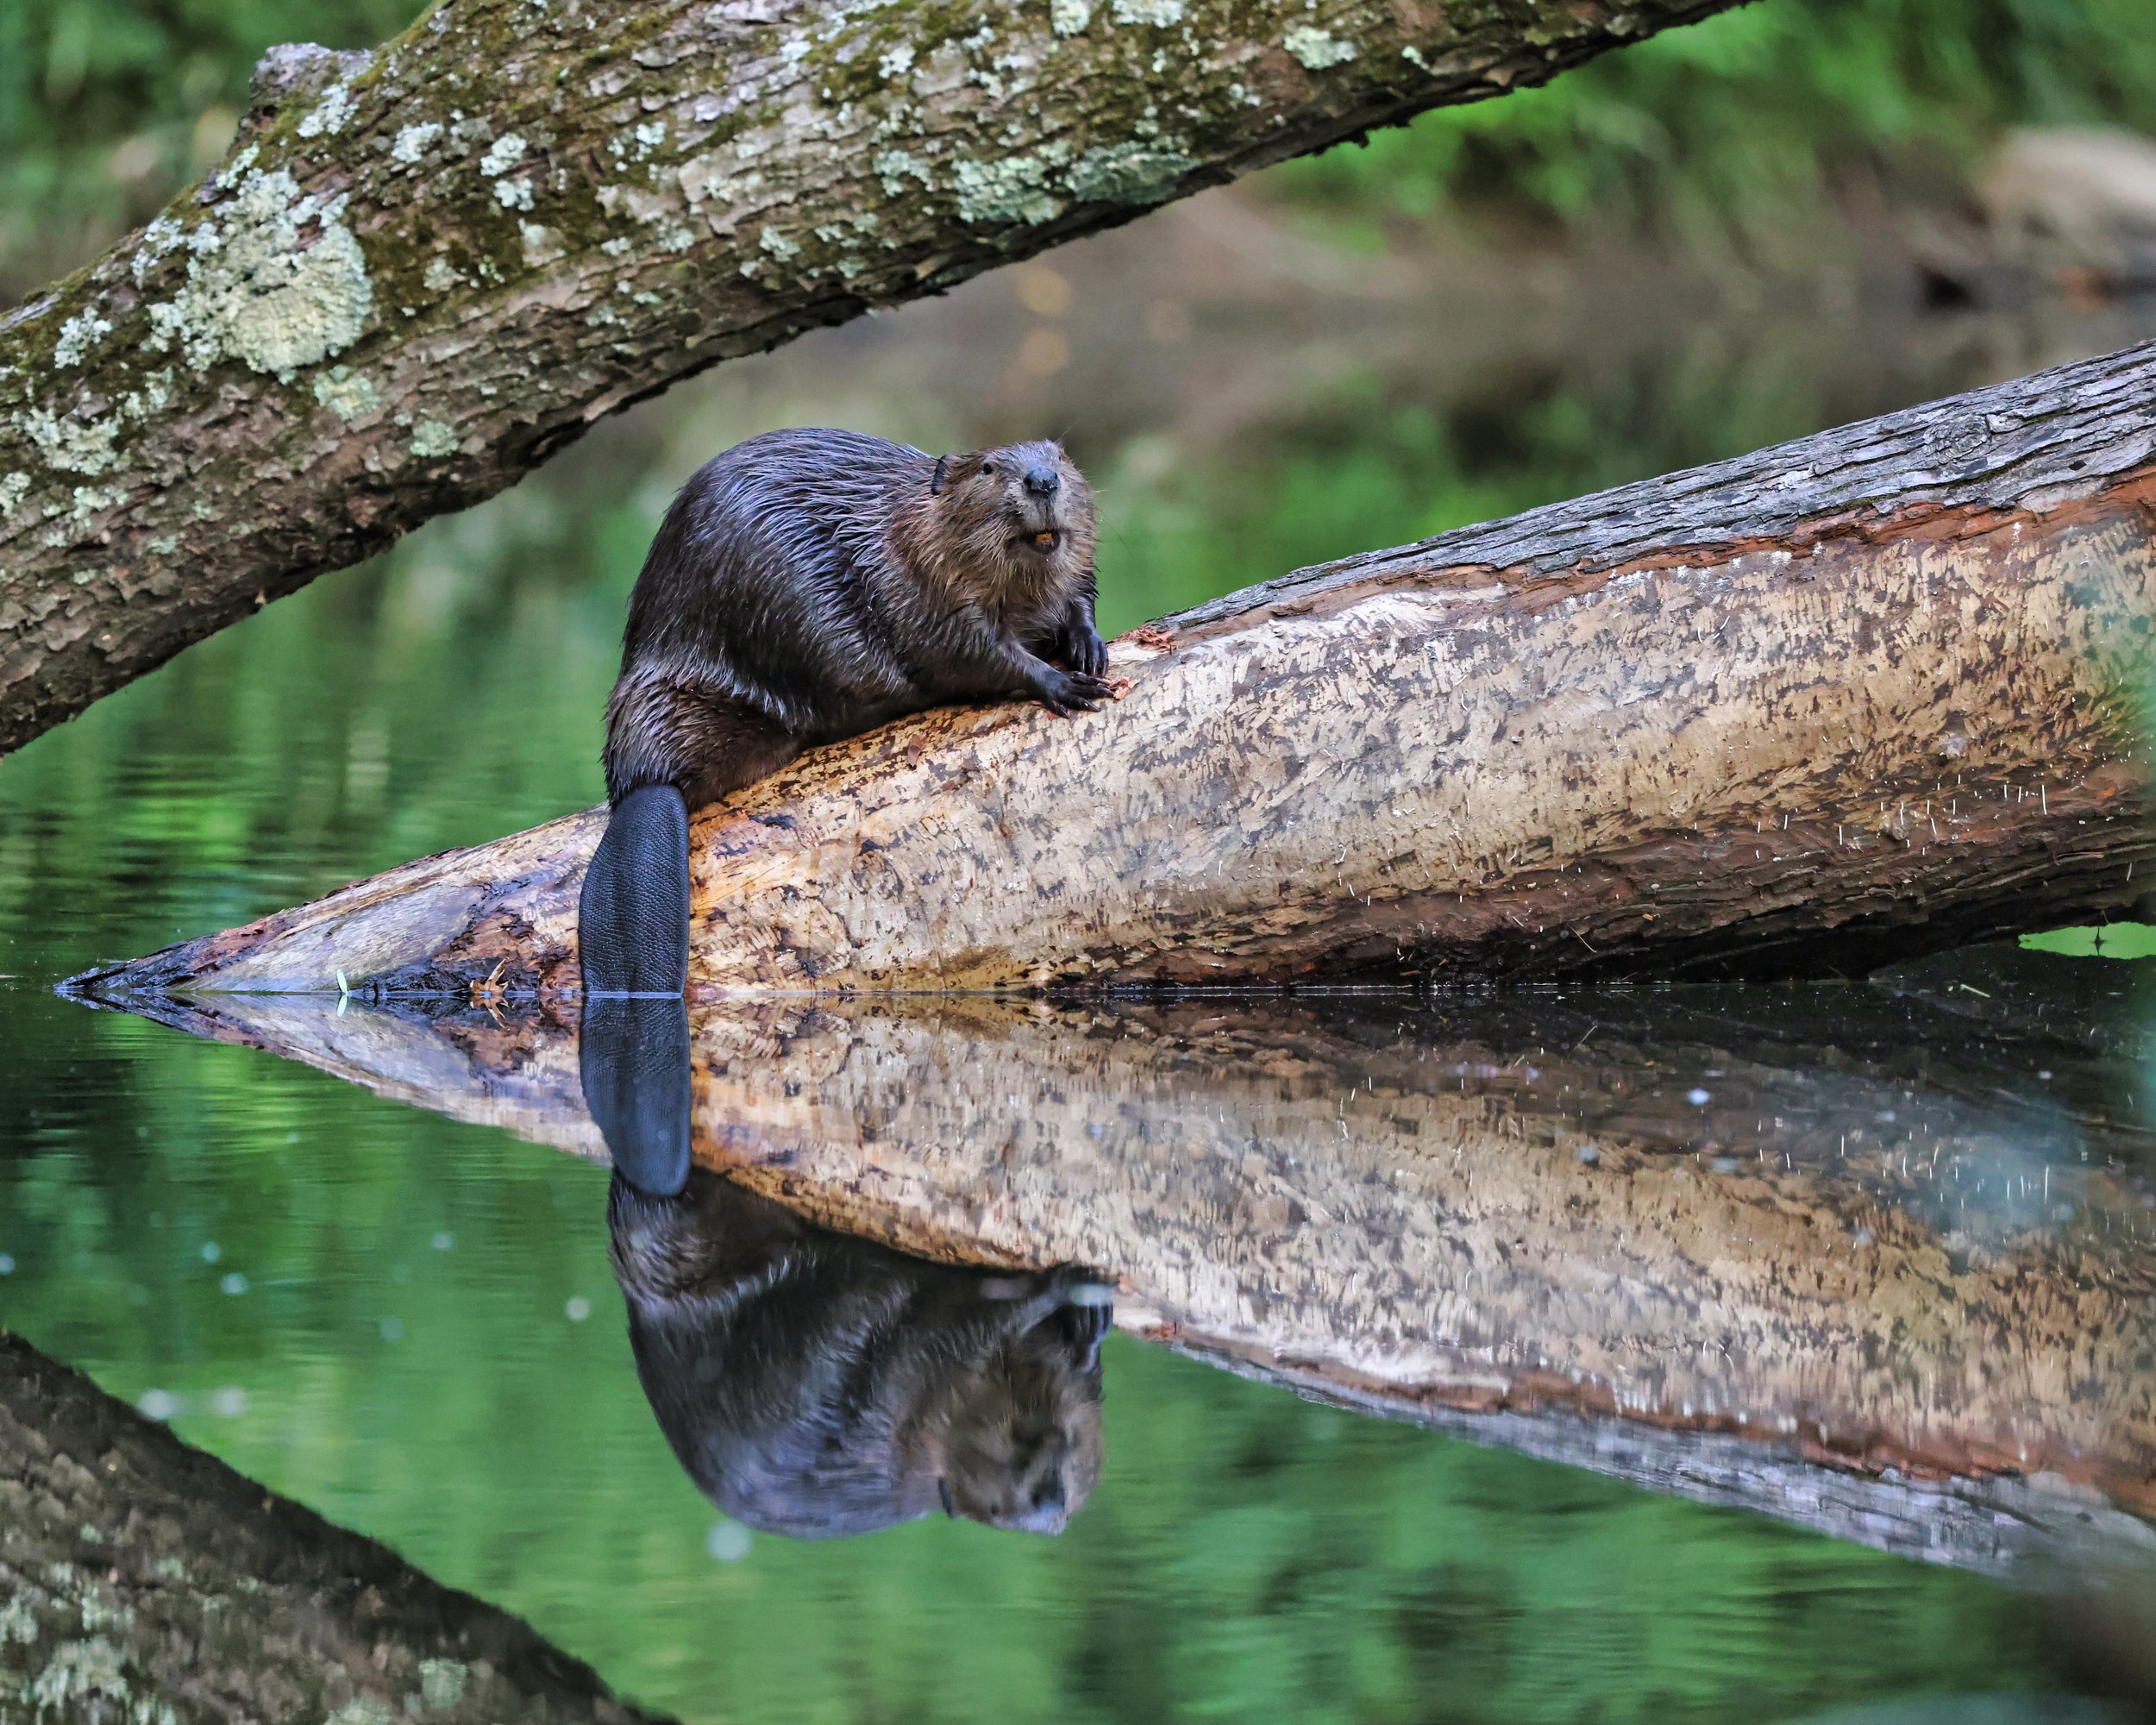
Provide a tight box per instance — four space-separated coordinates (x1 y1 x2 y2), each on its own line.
64 806 605 1003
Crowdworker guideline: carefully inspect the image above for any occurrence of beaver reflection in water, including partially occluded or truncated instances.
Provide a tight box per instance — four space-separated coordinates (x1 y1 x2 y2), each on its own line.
608 1164 1111 1539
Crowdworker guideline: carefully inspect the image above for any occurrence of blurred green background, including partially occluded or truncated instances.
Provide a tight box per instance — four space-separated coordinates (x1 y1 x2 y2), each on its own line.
9 0 2156 291
5 0 2156 1720
1284 0 2156 256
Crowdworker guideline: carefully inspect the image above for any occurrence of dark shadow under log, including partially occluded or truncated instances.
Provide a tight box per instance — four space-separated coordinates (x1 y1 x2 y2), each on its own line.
89 955 2156 1577
0 1333 674 1725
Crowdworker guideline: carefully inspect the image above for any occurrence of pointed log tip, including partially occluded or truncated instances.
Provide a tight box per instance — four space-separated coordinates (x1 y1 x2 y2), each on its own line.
59 947 197 1004
57 919 291 1003
55 807 606 1001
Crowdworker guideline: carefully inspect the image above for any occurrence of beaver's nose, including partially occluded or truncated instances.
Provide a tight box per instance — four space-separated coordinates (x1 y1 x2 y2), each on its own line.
1024 465 1061 499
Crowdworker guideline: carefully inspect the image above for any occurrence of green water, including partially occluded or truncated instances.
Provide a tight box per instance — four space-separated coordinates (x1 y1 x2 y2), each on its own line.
2 291 2149 1722
0 994 2105 1725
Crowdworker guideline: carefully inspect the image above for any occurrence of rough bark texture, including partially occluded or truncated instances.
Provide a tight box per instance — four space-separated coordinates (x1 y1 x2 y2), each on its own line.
71 340 2156 994
91 965 2156 1574
0 1332 673 1725
0 0 1743 756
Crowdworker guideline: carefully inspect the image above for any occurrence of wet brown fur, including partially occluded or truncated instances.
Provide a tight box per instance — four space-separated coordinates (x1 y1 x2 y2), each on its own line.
601 429 1108 811
608 1166 1107 1540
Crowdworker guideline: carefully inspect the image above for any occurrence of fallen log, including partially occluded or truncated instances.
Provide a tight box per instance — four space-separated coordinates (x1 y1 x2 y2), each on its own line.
68 340 2156 995
87 975 2156 1574
0 0 1739 755
0 1332 672 1724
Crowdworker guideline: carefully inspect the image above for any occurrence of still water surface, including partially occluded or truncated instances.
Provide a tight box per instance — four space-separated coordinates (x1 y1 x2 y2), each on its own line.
4 231 2155 1721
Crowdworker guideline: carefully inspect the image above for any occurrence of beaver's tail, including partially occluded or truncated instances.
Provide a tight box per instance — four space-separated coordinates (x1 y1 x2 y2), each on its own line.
579 784 692 1195
578 662 802 1193
579 781 689 996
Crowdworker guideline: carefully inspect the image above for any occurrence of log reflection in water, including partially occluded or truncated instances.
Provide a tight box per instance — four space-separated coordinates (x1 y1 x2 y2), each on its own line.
98 962 2156 1573
611 1167 1109 1538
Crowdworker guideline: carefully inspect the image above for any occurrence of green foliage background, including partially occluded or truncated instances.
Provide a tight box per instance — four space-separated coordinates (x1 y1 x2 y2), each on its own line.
1279 0 2156 254
0 0 408 290
6 0 2156 292
1 0 2149 1717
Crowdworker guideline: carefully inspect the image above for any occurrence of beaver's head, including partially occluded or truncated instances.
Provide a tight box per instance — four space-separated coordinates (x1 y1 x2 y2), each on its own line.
926 439 1097 593
933 1314 1106 1535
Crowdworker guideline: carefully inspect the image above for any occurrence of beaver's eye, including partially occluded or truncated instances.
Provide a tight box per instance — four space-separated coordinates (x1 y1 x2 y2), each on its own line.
981 461 998 476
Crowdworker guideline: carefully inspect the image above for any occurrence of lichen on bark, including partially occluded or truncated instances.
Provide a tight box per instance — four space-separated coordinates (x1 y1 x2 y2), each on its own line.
0 1334 672 1722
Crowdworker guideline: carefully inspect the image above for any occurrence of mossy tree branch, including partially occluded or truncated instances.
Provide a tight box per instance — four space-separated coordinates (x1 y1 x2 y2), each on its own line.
0 1333 673 1723
0 0 1741 755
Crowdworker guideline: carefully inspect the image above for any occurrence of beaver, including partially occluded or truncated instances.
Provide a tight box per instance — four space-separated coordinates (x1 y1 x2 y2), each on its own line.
576 428 1111 1001
608 1164 1111 1539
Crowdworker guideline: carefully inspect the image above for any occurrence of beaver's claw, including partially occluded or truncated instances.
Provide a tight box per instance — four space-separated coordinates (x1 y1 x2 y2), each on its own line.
1035 668 1115 716
1067 624 1109 679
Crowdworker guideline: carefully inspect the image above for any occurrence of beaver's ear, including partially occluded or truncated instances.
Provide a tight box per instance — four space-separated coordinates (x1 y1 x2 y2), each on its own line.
931 455 949 494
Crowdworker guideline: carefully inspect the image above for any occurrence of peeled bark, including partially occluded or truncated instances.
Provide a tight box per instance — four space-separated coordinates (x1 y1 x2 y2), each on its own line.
0 1333 672 1724
0 0 1741 756
89 966 2156 1575
69 340 2156 995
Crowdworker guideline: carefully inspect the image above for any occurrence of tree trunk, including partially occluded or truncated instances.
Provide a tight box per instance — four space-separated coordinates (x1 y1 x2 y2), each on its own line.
0 0 1739 756
68 340 2156 994
0 1332 672 1724
86 964 2156 1575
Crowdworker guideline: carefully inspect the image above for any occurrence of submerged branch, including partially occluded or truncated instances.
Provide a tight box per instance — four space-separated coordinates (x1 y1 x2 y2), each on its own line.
0 1333 673 1723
